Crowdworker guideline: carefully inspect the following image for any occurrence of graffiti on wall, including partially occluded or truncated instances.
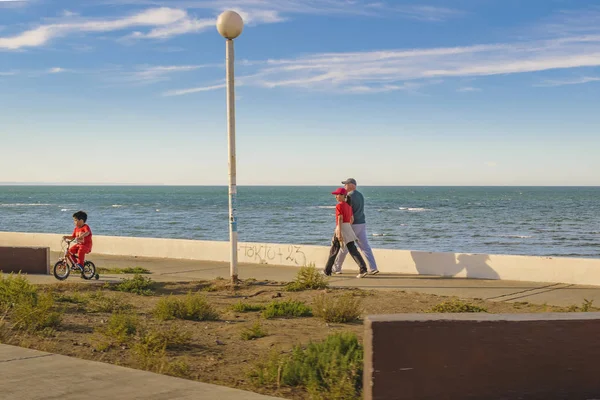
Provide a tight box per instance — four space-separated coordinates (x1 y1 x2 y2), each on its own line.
238 243 307 266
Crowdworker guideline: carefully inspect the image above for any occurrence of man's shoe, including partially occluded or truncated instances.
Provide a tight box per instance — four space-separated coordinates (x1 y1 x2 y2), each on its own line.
334 271 343 275
321 271 332 277
369 270 380 275
356 272 367 278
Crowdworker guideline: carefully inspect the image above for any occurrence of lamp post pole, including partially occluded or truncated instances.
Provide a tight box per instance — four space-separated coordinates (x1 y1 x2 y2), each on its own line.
217 11 244 284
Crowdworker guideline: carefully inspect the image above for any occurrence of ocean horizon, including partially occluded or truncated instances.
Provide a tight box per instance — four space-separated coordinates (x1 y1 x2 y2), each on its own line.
1 185 599 259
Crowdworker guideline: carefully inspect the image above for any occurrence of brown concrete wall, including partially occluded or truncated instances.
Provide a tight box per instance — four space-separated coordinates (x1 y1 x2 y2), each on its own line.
0 247 50 274
364 313 600 400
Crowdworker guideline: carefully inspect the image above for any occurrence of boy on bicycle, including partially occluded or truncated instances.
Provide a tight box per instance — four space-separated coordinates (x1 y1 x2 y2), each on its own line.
62 211 93 269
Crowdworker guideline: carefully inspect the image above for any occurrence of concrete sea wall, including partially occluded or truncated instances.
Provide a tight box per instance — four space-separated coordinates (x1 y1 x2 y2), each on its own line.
1 232 599 286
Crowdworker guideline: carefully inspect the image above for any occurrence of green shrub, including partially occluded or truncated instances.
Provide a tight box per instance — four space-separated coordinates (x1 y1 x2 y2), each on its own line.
100 312 138 344
132 326 191 375
113 274 155 296
313 293 362 323
98 267 152 274
0 273 38 313
428 299 487 313
0 274 62 332
262 300 312 319
231 301 265 312
250 332 363 399
11 292 61 332
153 292 219 321
241 321 268 340
285 264 329 292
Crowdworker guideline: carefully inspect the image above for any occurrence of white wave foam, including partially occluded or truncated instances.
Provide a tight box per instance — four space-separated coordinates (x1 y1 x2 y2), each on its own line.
0 203 52 207
112 204 123 208
500 235 532 239
61 208 68 212
317 206 336 209
399 207 430 212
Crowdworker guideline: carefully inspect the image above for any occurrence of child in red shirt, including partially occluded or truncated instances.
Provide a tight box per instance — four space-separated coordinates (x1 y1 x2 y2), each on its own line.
63 210 93 269
323 188 368 278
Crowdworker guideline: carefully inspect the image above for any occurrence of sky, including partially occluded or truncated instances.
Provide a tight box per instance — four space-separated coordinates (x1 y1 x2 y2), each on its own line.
1 0 599 186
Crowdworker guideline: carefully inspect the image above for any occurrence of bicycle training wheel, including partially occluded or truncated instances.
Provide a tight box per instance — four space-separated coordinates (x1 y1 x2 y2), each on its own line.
53 260 70 281
81 261 96 280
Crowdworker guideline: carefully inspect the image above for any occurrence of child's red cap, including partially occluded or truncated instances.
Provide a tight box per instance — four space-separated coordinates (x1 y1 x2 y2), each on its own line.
331 188 347 195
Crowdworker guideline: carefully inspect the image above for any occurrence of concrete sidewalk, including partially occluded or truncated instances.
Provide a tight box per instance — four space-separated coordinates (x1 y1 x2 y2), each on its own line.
0 344 282 400
18 252 600 307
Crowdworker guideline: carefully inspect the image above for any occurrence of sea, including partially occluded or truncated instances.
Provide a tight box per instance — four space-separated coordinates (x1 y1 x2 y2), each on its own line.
0 186 599 259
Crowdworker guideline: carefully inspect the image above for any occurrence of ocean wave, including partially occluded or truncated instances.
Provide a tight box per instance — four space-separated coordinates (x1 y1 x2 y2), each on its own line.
497 235 532 239
0 203 52 207
317 206 336 209
112 204 123 208
399 207 431 212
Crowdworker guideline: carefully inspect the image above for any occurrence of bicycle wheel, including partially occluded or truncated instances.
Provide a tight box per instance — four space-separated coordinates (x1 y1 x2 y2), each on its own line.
81 261 96 280
53 260 70 280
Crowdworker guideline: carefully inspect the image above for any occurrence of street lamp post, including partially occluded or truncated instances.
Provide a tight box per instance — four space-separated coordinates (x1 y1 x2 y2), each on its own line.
216 11 244 284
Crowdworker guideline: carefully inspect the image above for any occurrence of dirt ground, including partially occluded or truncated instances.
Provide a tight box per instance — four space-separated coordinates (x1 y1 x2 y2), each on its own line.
0 276 587 400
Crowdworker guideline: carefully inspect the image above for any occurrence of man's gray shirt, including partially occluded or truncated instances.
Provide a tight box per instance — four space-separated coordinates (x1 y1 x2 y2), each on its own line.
347 190 366 225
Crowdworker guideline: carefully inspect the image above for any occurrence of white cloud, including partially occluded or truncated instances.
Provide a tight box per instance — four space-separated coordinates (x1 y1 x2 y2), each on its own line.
128 64 219 83
0 7 191 50
163 83 227 96
457 86 481 92
166 33 600 94
48 67 66 73
105 1 462 21
62 10 79 17
535 76 600 87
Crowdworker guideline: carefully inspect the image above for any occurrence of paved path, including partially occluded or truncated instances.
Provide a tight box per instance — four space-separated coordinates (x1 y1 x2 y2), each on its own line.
24 252 600 308
0 344 282 400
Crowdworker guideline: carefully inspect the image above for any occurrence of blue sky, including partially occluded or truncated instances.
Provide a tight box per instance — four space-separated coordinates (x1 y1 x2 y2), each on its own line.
1 0 599 185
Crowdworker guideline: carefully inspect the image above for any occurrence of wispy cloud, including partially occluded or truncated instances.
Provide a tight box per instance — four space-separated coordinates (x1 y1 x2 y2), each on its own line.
535 76 600 87
457 86 481 92
165 32 600 95
0 7 188 50
99 0 463 24
164 83 227 96
48 67 66 73
126 64 219 84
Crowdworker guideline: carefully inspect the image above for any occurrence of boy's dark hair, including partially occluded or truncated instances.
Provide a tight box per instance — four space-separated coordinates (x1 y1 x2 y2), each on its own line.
73 211 88 222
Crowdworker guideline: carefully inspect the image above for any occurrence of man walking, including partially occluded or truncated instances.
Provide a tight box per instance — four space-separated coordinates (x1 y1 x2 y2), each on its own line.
333 178 379 275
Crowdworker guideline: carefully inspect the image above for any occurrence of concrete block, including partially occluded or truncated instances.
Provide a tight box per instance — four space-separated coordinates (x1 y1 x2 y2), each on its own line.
364 313 600 399
0 246 50 274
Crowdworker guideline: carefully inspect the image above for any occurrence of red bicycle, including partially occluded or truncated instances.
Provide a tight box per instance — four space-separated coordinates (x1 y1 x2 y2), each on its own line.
53 238 99 281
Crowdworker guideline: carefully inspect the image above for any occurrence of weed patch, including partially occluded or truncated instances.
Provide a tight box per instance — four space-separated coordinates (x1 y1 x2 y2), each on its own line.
285 264 328 292
568 299 595 312
241 321 268 340
428 299 487 313
313 293 362 323
98 267 151 274
98 312 138 345
250 332 363 399
85 291 133 313
111 274 155 296
262 300 312 319
231 301 265 312
153 293 219 321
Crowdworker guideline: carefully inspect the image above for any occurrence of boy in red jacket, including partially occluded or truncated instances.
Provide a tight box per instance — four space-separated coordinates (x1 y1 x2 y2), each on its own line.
63 210 93 269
